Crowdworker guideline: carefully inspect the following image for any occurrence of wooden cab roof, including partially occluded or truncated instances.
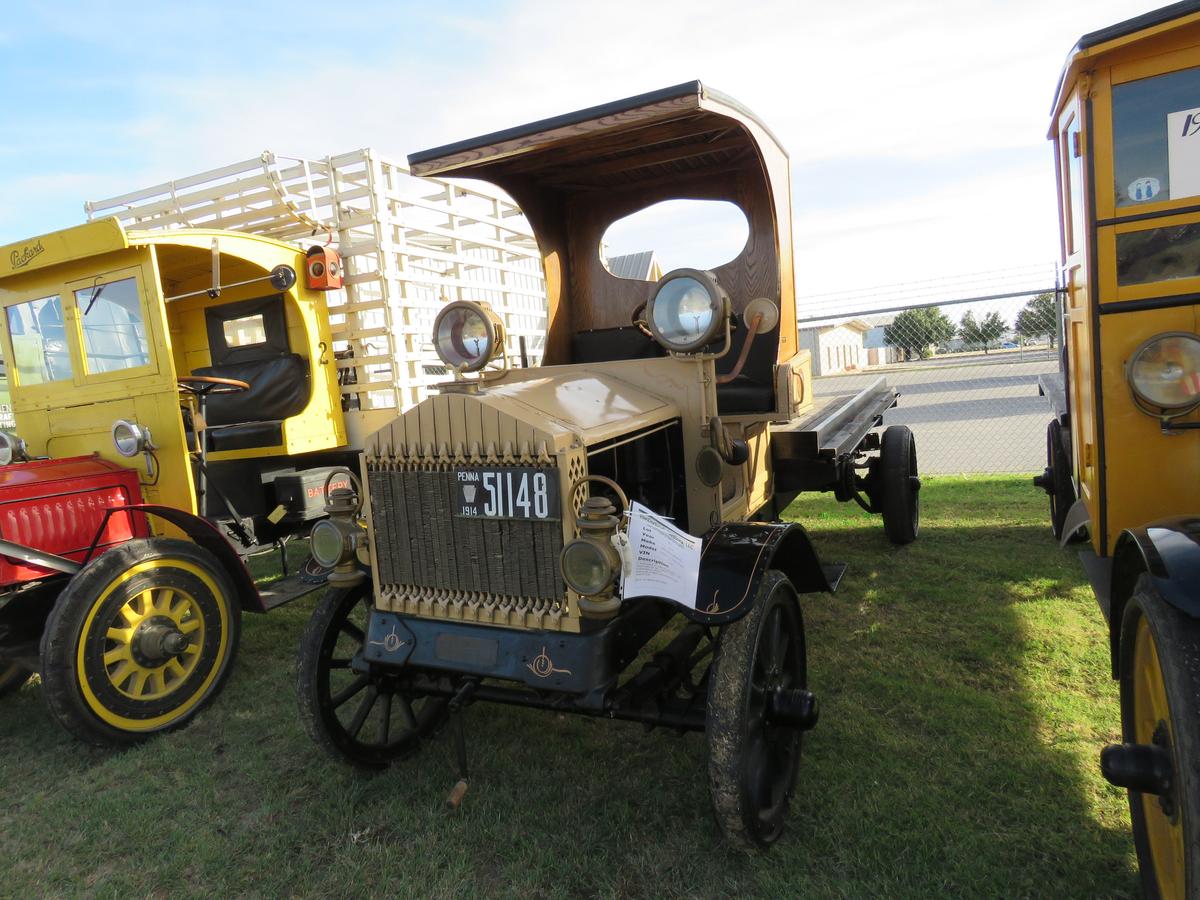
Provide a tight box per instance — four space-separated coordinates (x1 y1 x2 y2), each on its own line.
408 81 797 366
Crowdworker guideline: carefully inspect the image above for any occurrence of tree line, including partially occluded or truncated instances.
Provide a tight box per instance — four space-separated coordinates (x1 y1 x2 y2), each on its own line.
882 292 1057 360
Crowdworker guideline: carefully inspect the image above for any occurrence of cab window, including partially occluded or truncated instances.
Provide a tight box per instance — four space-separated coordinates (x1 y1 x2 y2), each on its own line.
1112 65 1200 207
6 295 72 385
222 313 268 348
0 344 12 429
75 277 150 374
1063 115 1085 253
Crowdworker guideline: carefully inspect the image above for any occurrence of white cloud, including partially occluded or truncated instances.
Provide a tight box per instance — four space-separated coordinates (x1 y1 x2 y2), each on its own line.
2 0 1164 305
794 159 1060 304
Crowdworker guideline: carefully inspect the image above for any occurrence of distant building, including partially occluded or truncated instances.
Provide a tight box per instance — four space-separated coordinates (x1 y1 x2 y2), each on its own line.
861 314 901 367
798 317 871 376
604 250 663 282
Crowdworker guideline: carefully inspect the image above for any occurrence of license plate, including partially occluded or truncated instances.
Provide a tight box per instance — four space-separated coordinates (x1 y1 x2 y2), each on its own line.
454 466 561 520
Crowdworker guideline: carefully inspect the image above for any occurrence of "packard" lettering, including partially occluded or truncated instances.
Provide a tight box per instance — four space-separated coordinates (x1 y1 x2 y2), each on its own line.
10 241 44 270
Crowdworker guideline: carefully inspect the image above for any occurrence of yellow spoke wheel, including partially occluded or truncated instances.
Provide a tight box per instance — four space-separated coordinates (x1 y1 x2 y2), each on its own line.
103 585 205 702
39 538 241 746
1119 576 1200 900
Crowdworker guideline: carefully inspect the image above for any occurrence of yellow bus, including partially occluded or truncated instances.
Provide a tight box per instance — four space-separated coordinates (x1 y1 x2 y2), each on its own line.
1041 2 1200 895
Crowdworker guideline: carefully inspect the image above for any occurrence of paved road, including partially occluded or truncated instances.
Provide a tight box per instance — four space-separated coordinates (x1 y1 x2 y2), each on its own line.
813 354 1059 474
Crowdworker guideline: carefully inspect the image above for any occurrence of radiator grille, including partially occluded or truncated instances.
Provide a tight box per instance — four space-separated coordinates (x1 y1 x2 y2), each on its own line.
368 467 564 602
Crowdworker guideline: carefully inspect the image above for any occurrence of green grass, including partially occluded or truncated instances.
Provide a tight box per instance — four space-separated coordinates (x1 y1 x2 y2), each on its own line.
0 477 1137 898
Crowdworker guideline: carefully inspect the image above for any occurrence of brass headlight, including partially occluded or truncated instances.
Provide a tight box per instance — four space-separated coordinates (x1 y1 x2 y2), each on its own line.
562 478 628 620
560 537 620 596
645 269 729 353
1127 332 1200 414
310 518 356 568
432 300 505 373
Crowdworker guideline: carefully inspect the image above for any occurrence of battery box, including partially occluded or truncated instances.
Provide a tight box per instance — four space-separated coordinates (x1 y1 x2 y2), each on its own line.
272 467 353 522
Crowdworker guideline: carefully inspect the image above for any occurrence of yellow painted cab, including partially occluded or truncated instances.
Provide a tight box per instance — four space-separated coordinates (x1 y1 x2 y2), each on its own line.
0 218 357 744
1039 3 1200 895
0 218 352 543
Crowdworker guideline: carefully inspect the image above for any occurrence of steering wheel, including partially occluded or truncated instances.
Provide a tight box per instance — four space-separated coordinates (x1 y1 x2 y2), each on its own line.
176 375 250 397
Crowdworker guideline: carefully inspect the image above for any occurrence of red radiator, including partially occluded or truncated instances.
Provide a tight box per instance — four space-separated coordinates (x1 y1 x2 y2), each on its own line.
0 455 147 585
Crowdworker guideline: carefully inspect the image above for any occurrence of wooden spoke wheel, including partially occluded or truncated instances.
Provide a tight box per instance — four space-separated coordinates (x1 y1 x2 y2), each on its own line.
707 570 813 850
39 539 241 745
0 662 32 698
1119 577 1200 899
877 425 920 546
296 584 447 769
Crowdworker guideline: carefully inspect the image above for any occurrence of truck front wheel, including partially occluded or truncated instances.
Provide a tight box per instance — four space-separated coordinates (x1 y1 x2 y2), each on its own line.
296 584 447 769
707 570 812 850
39 538 241 745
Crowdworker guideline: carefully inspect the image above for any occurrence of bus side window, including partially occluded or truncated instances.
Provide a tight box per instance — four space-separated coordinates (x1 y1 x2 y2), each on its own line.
1112 65 1200 207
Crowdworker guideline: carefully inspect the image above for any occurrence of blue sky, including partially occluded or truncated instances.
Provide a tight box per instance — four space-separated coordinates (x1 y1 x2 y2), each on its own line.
0 0 1165 301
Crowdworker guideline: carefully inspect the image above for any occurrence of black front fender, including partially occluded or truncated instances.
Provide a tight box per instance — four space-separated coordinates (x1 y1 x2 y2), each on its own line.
679 522 844 626
113 505 264 613
1109 516 1200 673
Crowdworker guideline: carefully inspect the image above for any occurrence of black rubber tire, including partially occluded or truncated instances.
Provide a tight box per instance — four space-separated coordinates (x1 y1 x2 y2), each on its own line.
707 570 807 850
296 583 448 769
1119 576 1200 900
878 425 920 545
39 538 241 746
0 662 32 698
1046 420 1076 541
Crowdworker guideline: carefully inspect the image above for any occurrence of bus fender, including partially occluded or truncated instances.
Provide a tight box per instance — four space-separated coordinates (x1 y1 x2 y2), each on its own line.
1109 517 1200 674
677 522 842 626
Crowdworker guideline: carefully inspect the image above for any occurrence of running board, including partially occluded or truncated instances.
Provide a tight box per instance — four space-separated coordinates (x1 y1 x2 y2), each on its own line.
822 563 847 592
256 573 326 610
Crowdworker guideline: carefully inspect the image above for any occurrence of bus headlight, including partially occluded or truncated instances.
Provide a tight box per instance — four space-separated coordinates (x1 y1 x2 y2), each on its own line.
432 300 504 373
0 431 28 466
1128 332 1200 414
645 269 730 353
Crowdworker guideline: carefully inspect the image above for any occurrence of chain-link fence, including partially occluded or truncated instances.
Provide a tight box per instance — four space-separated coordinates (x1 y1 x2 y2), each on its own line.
799 286 1061 474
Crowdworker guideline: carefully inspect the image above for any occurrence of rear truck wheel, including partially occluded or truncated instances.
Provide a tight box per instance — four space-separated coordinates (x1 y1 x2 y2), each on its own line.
296 583 447 769
877 425 920 545
39 538 241 746
707 570 816 850
0 662 32 698
1105 577 1200 899
1034 420 1076 541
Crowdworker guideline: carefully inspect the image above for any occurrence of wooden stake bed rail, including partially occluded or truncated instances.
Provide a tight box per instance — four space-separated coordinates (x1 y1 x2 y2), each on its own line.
85 149 548 446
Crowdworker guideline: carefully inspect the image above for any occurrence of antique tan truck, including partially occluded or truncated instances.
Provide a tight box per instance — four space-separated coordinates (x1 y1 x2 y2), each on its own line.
295 81 918 849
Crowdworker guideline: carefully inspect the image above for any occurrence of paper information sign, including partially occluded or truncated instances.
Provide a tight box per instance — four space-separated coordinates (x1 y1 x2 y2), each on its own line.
621 501 702 608
1167 106 1200 201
